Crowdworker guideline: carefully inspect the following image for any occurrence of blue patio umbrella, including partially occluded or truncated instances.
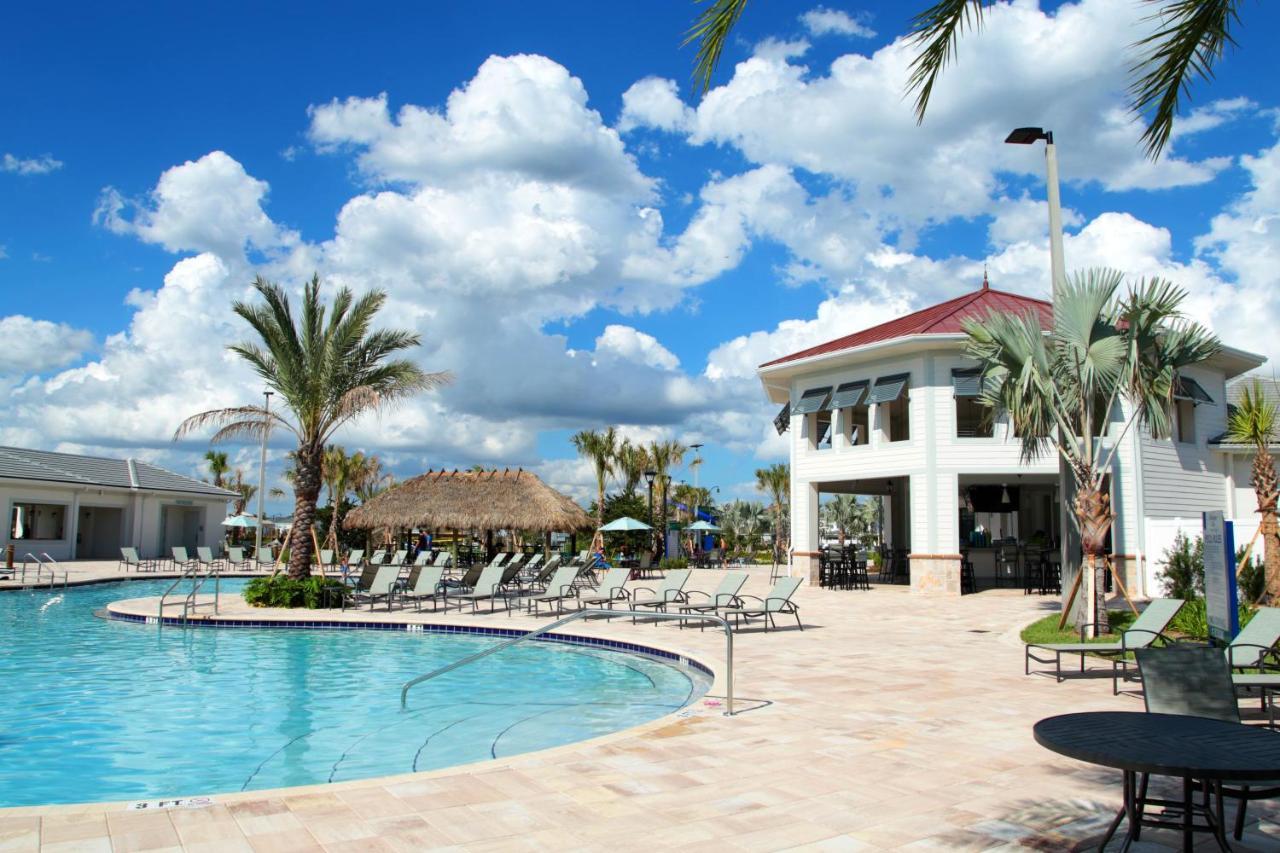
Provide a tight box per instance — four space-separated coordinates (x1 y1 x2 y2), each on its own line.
221 514 261 528
686 519 722 532
598 516 652 532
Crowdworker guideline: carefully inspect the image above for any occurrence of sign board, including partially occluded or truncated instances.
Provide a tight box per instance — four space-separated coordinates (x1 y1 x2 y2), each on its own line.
1202 511 1239 644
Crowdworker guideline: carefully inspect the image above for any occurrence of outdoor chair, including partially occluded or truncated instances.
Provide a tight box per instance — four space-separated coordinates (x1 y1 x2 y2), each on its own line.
718 576 804 632
195 546 224 571
367 550 387 568
226 547 252 571
524 557 561 592
388 549 408 569
359 564 404 611
171 546 197 573
431 550 452 568
576 567 632 610
1025 597 1184 694
678 571 748 629
401 565 448 612
449 563 511 614
118 547 160 573
346 548 365 568
1136 645 1280 840
318 549 336 573
408 551 430 570
522 564 583 616
629 569 692 621
343 563 380 600
521 553 544 578
1226 608 1280 670
445 563 486 592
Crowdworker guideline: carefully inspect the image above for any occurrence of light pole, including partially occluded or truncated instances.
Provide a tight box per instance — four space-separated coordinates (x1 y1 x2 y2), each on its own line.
644 469 657 559
1005 127 1064 295
689 443 704 519
253 390 273 562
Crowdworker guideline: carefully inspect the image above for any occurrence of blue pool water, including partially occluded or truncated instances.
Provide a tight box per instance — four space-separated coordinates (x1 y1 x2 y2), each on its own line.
0 579 709 807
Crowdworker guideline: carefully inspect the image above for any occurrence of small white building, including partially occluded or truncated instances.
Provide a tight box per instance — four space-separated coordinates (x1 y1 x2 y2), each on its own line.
757 280 1267 597
1 446 236 561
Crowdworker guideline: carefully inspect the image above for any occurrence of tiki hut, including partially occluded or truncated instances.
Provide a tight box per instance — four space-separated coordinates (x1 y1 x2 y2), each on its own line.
344 468 591 537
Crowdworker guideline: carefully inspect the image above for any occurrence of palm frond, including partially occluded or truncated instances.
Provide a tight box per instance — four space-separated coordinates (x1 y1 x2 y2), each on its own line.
685 0 750 95
1129 0 1241 159
905 0 987 124
173 405 297 442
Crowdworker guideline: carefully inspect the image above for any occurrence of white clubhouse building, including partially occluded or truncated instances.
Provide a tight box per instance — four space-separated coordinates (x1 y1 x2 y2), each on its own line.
758 279 1268 597
1 446 235 562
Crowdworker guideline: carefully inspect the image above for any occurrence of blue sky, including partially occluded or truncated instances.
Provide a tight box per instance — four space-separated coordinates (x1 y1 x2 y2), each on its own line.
2 0 1278 510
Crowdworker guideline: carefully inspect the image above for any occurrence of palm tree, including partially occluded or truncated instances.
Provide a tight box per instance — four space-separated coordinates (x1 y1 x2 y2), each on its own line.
823 495 862 548
321 446 368 552
963 268 1220 633
353 454 394 504
175 275 450 579
571 427 619 539
613 439 650 497
755 462 790 561
204 450 229 488
646 439 687 556
1226 380 1280 602
686 0 1245 158
229 468 257 515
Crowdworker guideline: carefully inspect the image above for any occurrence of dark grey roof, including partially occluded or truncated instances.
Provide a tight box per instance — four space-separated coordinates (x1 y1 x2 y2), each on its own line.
0 446 237 498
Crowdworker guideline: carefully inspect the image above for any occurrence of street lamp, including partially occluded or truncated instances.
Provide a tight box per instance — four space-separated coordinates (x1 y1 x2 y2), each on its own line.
1005 127 1065 296
644 469 657 559
253 390 273 564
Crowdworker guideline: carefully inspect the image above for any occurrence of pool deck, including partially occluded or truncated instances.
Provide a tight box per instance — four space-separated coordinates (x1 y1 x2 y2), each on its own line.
3 562 1279 851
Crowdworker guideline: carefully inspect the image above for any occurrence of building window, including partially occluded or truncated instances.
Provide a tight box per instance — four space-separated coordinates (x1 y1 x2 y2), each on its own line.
886 392 910 442
1175 399 1196 444
10 503 66 540
829 380 870 448
952 368 993 438
869 374 910 443
846 404 869 446
813 410 833 450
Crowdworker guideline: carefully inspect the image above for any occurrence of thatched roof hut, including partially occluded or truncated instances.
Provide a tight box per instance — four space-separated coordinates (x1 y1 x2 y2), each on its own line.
345 468 591 533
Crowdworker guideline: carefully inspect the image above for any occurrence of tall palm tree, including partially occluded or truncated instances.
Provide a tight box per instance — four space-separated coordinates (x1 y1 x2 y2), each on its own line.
353 454 394 504
646 439 687 556
204 450 229 488
822 494 862 548
1226 380 1280 602
963 268 1220 633
755 462 790 561
571 427 619 537
686 0 1245 158
613 439 650 497
229 468 257 515
175 275 450 579
321 446 368 552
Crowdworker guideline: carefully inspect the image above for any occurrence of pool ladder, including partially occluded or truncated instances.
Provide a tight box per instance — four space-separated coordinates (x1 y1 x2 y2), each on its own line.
400 609 735 715
157 561 221 628
16 552 68 589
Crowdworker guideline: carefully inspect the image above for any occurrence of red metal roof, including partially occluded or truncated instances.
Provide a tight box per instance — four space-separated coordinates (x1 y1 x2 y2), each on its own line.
760 282 1053 368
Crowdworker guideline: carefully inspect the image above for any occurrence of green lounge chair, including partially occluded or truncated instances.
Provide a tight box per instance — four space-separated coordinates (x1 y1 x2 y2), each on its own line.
388 549 408 568
171 546 197 572
431 550 451 568
1025 597 1183 693
524 556 561 592
346 548 365 567
402 565 448 612
356 564 403 611
449 563 510 613
678 571 748 629
226 547 251 571
1227 607 1280 669
118 547 159 573
718 576 804 632
196 546 224 571
630 569 692 621
523 564 582 616
344 562 380 598
577 567 633 610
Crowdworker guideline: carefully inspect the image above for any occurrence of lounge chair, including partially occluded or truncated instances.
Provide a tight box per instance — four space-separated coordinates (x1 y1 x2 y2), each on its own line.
388 549 408 569
318 549 336 572
408 551 431 570
523 564 583 616
630 569 692 620
1136 645 1280 840
346 548 365 567
678 572 748 628
171 546 197 573
718 576 804 632
401 565 448 612
196 546 224 571
119 547 160 573
352 564 403 611
344 562 380 597
521 553 544 578
444 563 486 592
367 550 387 568
576 567 633 610
1227 607 1280 669
431 550 452 568
448 563 510 613
1025 597 1183 693
524 556 561 592
226 547 252 571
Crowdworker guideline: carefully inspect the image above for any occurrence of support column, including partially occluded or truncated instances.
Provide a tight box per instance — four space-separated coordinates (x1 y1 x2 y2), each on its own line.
910 472 962 595
792 480 821 584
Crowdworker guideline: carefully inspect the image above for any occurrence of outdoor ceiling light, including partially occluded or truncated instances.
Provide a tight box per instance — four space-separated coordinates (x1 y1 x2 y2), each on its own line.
1005 126 1052 145
1001 483 1011 504
644 470 656 485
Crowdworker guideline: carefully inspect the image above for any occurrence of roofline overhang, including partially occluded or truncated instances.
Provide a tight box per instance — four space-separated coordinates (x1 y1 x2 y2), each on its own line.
1209 344 1267 380
0 475 236 500
757 333 968 402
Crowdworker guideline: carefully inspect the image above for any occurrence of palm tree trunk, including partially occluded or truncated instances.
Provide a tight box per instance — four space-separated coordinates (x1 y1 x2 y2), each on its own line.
288 448 322 580
1074 481 1113 636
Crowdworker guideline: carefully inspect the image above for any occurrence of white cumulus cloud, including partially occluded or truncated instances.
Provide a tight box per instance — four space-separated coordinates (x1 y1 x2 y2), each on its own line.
2 153 63 175
800 7 875 38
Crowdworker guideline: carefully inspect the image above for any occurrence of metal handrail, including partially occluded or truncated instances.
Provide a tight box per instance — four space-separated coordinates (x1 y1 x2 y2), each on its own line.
401 608 734 715
19 552 67 588
158 561 220 628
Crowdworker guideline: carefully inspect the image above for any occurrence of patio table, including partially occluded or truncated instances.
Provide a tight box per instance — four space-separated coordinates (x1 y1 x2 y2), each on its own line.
1034 711 1280 851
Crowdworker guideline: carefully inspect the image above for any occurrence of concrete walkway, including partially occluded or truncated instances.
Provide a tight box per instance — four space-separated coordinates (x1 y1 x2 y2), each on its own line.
2 566 1277 851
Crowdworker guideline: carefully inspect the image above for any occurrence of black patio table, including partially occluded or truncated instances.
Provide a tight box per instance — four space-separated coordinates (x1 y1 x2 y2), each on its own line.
1034 711 1280 851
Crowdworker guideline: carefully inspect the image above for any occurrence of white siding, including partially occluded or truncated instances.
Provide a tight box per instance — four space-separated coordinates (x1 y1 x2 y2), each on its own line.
1139 365 1229 519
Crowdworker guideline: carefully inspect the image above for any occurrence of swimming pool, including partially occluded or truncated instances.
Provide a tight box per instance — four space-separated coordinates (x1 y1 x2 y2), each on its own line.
0 579 710 807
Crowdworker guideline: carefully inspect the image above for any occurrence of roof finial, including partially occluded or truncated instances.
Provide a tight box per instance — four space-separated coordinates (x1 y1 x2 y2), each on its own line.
982 263 989 290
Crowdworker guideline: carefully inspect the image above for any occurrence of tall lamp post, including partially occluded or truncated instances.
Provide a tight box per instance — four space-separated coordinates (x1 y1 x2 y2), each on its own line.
644 469 657 557
1005 127 1064 294
253 390 273 563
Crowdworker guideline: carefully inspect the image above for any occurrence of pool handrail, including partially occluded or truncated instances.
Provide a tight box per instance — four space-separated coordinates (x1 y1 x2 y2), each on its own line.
400 608 734 715
157 559 220 628
19 552 67 589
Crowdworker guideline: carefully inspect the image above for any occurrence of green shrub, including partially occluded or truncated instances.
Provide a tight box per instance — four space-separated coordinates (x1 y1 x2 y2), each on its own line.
1238 546 1265 605
243 574 348 609
659 557 689 570
1157 532 1204 600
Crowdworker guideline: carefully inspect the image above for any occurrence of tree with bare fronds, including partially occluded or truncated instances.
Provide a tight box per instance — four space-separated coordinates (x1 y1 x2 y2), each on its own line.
1227 380 1280 602
646 439 687 556
572 427 619 544
963 268 1220 633
686 0 1246 159
175 275 450 579
613 439 651 498
755 462 790 562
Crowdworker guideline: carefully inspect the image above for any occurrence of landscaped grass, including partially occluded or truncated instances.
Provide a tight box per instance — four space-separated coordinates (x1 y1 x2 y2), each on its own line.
1021 609 1138 647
